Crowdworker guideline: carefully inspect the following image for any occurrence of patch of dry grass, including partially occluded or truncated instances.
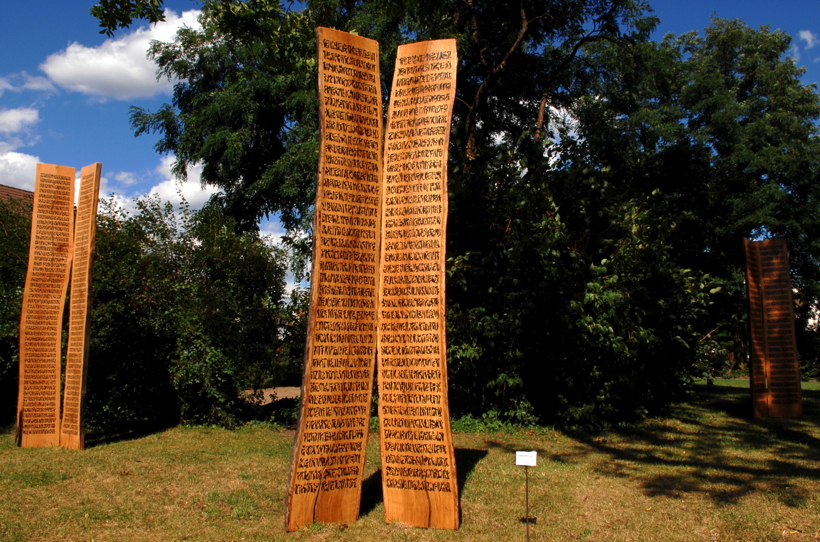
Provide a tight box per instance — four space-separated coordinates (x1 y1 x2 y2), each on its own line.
2 381 819 541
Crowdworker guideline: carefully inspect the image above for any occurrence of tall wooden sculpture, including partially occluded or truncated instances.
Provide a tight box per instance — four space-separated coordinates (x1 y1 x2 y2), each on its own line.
285 28 382 530
61 163 102 449
744 238 802 418
17 162 101 449
286 29 459 530
378 38 459 529
17 164 75 447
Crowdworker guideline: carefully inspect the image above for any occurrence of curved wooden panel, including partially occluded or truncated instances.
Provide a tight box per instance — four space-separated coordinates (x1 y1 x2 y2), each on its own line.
285 28 382 531
744 238 802 418
378 38 459 529
61 163 101 450
17 163 75 448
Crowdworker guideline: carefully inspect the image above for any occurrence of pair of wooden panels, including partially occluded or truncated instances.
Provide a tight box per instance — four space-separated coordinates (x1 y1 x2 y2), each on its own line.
16 163 101 450
285 29 459 530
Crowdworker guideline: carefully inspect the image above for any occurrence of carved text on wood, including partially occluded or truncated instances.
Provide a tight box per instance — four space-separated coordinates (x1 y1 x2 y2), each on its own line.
286 29 460 531
378 38 459 529
61 163 101 449
17 163 75 447
285 27 382 531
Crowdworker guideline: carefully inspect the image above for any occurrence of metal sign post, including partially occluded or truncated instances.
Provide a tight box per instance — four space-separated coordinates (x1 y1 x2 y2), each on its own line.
515 451 537 541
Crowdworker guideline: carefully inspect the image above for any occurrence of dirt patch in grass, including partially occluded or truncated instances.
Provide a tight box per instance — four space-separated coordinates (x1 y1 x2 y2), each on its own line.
2 380 819 541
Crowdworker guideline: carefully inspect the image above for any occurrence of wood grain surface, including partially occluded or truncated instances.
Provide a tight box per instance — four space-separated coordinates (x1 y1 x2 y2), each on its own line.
285 28 382 531
378 38 459 530
60 163 101 450
744 238 802 418
17 163 75 448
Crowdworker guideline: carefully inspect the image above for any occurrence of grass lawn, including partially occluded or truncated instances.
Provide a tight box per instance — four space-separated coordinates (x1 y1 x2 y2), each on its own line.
2 379 819 541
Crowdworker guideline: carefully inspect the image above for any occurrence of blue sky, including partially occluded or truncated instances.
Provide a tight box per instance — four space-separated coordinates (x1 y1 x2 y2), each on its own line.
1 0 818 225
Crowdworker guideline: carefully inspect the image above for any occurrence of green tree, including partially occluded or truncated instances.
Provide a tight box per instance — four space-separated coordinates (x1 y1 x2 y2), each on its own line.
86 196 296 432
129 2 319 236
677 21 820 377
91 0 167 36
572 19 820 376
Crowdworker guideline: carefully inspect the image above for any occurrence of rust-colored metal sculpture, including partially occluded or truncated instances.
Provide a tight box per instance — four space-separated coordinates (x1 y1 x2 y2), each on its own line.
744 238 802 418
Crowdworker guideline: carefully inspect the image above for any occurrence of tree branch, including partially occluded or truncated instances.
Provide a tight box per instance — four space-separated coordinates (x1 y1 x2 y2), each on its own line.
535 8 625 140
465 2 531 159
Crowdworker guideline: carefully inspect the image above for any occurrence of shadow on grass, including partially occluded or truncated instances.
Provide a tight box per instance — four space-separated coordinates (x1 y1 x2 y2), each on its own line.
571 382 820 507
359 467 383 516
85 426 173 449
357 447 489 518
455 447 489 494
483 439 551 455
456 448 488 524
0 422 171 449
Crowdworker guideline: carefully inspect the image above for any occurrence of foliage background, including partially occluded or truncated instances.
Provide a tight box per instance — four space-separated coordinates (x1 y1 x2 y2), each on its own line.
122 0 820 428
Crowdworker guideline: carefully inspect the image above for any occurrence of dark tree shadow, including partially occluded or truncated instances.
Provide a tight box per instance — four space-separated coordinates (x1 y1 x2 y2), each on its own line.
691 382 752 419
455 447 488 494
482 439 550 455
455 447 488 524
1 420 175 449
569 382 820 506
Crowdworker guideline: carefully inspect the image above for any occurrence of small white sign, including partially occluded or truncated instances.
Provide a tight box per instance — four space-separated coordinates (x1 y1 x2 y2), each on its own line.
516 450 537 466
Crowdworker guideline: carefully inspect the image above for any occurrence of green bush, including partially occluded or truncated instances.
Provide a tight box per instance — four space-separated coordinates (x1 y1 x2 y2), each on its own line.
85 196 300 433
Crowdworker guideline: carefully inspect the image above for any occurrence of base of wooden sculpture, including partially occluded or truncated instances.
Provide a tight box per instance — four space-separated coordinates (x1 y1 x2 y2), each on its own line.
384 486 460 529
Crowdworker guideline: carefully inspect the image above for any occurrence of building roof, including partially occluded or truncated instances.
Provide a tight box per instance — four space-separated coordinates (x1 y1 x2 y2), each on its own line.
0 184 34 201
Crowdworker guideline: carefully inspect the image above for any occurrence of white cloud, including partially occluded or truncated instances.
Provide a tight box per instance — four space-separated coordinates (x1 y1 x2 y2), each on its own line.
0 72 57 96
0 78 14 96
97 184 137 216
40 9 200 101
0 152 40 190
0 107 39 134
94 156 218 217
113 171 139 186
260 218 287 245
260 222 304 296
93 171 139 213
0 108 40 154
0 154 105 205
148 155 219 210
21 75 57 93
0 153 217 215
799 30 818 49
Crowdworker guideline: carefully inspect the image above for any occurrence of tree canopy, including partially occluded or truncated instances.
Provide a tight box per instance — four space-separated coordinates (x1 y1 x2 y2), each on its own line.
85 0 820 428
